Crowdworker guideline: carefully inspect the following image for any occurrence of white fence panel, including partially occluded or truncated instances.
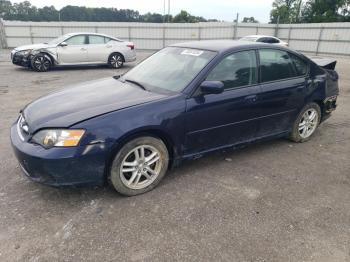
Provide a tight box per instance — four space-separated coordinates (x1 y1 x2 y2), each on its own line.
1 20 350 56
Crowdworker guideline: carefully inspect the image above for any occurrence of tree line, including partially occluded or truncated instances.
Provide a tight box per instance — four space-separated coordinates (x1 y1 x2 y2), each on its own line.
271 0 350 23
0 0 349 23
0 1 218 23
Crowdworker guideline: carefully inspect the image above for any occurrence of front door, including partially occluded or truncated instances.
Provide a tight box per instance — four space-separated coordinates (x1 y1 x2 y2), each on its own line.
57 35 88 64
184 50 261 155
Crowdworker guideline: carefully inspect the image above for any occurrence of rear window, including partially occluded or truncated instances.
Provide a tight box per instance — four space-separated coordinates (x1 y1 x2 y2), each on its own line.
89 35 105 44
259 49 296 82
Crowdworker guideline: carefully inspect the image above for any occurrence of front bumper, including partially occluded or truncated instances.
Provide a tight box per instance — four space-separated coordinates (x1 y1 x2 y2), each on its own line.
10 124 108 187
11 51 32 67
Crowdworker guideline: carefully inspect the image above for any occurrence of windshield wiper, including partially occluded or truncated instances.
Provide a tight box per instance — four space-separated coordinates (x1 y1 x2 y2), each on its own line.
124 79 147 91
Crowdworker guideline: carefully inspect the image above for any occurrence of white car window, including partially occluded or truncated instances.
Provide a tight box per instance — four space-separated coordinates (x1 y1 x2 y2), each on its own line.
89 35 105 44
269 38 280 44
65 35 86 45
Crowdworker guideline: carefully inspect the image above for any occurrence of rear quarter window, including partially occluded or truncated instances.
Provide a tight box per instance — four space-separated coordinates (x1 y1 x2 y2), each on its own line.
289 53 308 76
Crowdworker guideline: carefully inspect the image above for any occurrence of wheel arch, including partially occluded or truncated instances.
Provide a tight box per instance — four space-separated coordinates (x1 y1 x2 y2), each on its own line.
37 51 56 65
104 128 176 182
313 99 324 119
108 52 125 63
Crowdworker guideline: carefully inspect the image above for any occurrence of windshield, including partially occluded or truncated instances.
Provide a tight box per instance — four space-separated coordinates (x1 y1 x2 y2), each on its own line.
240 37 259 42
48 34 71 45
122 47 216 93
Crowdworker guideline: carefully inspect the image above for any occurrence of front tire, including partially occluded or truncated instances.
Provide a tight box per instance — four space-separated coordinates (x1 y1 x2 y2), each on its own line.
110 136 169 196
108 53 124 69
289 102 321 142
31 54 52 72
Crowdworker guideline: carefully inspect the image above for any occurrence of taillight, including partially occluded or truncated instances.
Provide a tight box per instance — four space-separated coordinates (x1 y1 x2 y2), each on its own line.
127 44 134 50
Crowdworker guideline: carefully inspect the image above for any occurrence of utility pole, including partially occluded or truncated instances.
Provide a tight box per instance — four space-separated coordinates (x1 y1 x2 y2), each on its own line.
233 13 239 39
58 10 61 21
167 0 170 23
0 16 8 49
275 15 280 37
163 0 166 23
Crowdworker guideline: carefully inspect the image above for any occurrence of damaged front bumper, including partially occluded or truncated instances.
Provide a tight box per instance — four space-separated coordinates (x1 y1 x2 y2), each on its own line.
11 51 32 67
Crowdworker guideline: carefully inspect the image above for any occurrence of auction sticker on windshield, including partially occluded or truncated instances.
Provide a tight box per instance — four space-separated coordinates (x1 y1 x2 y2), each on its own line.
181 49 204 56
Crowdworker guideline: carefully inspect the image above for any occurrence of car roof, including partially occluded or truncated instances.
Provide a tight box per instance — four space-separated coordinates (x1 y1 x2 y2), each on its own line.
63 32 120 41
243 35 278 39
170 40 276 53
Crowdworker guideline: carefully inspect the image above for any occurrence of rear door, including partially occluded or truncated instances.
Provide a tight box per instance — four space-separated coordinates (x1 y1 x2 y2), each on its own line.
255 48 310 137
184 50 261 155
86 35 111 63
57 35 88 64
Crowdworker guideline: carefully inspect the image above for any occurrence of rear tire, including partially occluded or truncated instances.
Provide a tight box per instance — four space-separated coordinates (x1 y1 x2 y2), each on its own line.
108 53 124 69
289 102 321 143
110 136 169 196
30 54 52 72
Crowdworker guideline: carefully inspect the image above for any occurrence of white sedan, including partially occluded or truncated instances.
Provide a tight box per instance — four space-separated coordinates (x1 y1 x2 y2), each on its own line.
239 35 288 47
11 32 136 72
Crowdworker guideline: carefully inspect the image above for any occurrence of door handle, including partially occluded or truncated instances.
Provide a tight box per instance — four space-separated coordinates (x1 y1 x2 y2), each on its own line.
80 47 87 51
245 94 258 102
106 45 112 48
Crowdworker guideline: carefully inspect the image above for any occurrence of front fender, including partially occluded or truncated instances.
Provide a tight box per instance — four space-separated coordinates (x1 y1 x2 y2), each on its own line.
72 94 187 158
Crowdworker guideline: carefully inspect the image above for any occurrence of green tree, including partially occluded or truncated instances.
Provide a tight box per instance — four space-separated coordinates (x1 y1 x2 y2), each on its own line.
38 6 59 21
142 12 163 23
301 0 350 22
270 0 303 23
172 10 206 23
12 1 38 21
242 16 259 23
0 0 13 19
0 1 215 23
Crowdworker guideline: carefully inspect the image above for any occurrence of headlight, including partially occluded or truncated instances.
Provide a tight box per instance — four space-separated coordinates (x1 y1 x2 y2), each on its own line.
32 129 85 148
17 49 32 56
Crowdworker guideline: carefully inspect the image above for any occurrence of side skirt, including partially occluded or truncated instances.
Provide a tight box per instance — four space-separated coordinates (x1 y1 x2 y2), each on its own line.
175 130 291 165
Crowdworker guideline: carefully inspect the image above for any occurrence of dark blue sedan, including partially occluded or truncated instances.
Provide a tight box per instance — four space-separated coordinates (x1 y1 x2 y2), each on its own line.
11 40 339 196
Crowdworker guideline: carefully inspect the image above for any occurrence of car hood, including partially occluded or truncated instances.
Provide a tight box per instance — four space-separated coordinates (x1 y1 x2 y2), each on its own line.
14 43 56 51
22 77 168 133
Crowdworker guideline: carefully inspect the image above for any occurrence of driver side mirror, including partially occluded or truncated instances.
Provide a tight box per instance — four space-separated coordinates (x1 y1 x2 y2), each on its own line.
200 81 224 95
59 42 68 47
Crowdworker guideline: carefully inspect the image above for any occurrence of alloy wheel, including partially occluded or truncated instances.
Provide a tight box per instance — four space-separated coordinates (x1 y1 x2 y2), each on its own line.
110 54 123 68
33 56 50 71
298 108 319 139
120 145 162 190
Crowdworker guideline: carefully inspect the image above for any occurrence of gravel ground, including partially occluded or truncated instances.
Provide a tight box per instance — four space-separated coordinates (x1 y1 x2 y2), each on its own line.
0 49 349 262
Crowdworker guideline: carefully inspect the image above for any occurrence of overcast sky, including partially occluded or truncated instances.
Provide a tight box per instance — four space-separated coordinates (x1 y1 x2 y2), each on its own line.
12 0 274 23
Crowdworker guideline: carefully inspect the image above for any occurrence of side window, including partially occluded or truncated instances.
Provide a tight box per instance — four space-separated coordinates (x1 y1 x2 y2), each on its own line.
257 37 267 43
268 37 279 44
104 37 112 43
289 53 308 76
206 50 257 89
259 49 296 82
65 35 86 45
89 35 106 45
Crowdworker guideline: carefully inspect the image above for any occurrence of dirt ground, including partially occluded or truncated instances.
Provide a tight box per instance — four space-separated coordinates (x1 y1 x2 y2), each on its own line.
0 49 349 262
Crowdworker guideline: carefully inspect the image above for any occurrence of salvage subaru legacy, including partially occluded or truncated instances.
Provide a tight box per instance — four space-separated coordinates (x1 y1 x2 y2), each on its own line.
11 41 339 196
